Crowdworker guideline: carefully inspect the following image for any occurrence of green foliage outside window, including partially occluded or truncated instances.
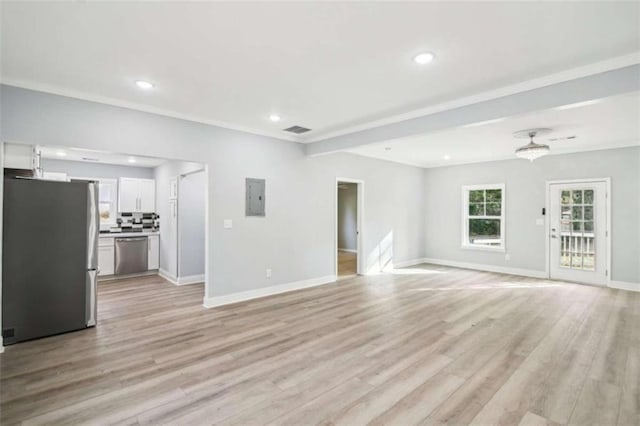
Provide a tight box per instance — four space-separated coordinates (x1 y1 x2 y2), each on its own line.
467 188 503 244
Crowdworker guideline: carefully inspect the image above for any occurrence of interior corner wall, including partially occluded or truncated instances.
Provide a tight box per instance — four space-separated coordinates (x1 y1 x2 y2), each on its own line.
337 183 357 251
0 85 426 304
423 146 640 284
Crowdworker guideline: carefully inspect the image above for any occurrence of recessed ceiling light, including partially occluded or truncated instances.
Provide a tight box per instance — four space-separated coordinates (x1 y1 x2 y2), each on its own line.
269 114 281 122
385 147 392 151
461 117 506 128
413 52 435 65
127 157 137 164
135 80 154 90
56 151 67 157
443 155 451 160
554 99 601 111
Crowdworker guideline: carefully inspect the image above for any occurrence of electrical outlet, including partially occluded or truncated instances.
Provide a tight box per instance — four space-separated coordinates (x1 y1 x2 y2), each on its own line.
266 268 272 278
223 219 232 229
505 253 510 261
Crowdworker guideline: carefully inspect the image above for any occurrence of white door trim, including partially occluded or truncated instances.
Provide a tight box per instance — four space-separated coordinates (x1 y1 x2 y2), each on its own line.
335 177 364 276
177 168 207 281
545 177 611 286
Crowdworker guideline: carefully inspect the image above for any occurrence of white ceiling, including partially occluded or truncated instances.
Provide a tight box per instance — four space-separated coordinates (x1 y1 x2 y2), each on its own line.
1 2 639 142
346 92 640 168
39 146 166 168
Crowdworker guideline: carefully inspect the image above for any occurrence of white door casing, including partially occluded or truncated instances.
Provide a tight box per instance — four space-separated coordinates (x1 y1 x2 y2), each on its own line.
548 179 609 286
335 177 364 276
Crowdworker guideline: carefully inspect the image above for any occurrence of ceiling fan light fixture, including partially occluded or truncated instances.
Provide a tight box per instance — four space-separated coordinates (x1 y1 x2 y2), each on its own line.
513 128 551 162
515 142 550 162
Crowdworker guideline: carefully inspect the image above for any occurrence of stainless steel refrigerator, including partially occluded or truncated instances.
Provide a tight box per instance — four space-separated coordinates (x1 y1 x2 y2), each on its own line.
2 177 98 345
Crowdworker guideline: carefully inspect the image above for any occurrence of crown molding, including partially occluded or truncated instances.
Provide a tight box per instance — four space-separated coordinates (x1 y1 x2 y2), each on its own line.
0 78 302 144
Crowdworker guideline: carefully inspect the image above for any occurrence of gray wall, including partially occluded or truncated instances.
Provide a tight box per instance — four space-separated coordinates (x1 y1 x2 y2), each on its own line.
179 170 206 277
41 158 154 179
1 85 426 301
338 183 357 251
424 146 640 283
153 160 204 279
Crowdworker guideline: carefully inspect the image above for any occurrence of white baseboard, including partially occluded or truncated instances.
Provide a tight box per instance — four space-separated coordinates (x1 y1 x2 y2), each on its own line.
99 271 157 282
609 280 640 292
391 258 429 269
177 274 205 286
421 258 547 279
362 258 429 275
158 269 178 285
0 345 4 354
159 269 204 286
203 275 337 308
338 248 357 253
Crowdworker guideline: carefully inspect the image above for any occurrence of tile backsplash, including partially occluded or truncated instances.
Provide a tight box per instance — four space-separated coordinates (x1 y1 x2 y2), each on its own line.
103 212 159 234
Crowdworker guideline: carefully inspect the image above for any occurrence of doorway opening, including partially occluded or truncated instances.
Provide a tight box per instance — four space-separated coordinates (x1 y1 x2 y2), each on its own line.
1 141 209 345
546 178 610 286
336 178 363 278
176 169 206 284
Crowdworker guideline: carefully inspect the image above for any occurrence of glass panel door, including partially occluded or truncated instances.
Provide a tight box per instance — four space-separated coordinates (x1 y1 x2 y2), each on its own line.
559 188 595 271
549 181 607 286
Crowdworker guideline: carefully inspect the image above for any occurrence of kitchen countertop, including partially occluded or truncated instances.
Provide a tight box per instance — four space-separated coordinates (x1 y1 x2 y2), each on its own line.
99 231 160 238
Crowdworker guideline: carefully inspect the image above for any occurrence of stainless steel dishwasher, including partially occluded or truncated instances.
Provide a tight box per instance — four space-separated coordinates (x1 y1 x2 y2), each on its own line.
115 237 148 275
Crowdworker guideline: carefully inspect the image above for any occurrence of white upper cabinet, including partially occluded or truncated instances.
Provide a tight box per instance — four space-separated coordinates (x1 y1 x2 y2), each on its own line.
118 178 140 212
4 143 36 170
118 178 156 213
138 179 156 213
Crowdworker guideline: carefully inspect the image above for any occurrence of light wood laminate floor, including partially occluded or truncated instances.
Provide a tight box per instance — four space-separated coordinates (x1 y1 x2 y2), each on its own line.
1 265 638 425
338 250 357 276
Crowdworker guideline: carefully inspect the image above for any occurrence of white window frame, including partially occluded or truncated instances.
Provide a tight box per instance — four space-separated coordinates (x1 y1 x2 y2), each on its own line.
461 183 506 252
73 176 118 228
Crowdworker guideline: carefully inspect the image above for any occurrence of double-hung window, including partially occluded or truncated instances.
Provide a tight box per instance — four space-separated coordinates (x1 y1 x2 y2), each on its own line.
73 177 118 230
462 184 505 251
97 179 118 228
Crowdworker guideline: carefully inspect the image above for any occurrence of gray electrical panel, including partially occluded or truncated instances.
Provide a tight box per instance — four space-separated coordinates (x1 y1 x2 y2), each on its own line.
245 178 266 216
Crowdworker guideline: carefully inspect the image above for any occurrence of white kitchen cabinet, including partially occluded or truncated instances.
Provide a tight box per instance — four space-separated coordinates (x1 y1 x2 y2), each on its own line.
118 178 156 213
139 179 156 213
98 237 115 276
118 178 139 212
4 143 36 170
148 234 160 270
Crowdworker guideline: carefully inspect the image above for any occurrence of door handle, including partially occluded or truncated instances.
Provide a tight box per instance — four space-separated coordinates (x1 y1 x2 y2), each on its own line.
551 235 557 239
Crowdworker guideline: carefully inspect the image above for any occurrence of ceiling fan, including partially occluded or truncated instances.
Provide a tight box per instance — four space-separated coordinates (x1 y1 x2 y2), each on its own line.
513 128 552 162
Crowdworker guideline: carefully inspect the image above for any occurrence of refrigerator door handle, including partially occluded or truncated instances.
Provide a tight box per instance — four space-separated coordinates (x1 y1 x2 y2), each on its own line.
87 182 99 270
86 268 98 326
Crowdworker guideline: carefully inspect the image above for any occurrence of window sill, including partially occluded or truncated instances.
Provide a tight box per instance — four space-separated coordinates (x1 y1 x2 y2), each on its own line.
461 244 506 253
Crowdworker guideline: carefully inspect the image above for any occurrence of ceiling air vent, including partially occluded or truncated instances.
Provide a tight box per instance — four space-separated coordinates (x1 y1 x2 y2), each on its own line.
283 125 312 134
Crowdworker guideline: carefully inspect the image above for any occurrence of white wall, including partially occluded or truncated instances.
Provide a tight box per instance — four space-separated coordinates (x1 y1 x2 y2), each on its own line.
41 158 154 179
338 183 357 251
153 160 203 280
1 86 426 304
179 170 206 278
423 146 640 284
